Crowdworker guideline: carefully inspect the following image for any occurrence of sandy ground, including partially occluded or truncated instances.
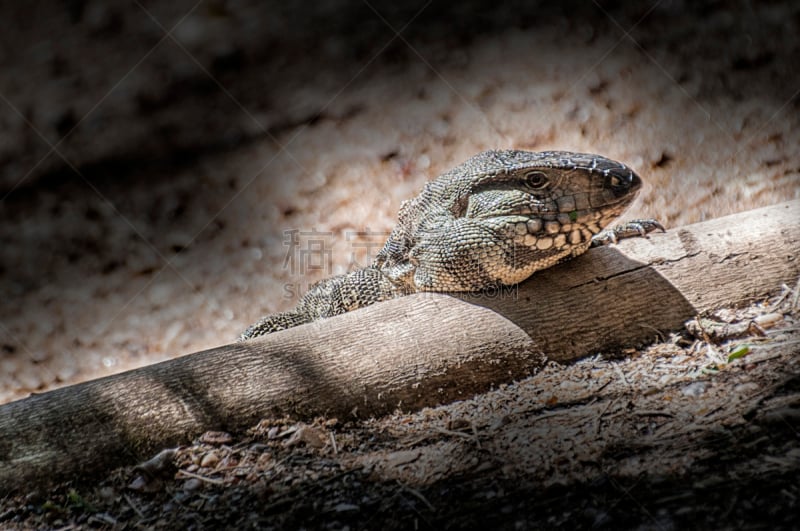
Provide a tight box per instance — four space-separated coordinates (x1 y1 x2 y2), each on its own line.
0 0 799 528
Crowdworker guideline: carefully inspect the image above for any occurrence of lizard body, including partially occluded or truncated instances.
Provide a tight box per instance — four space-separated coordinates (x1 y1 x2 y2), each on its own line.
239 150 661 340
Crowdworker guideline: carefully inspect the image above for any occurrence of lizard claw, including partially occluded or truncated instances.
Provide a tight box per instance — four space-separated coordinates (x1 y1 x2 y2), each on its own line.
590 218 665 247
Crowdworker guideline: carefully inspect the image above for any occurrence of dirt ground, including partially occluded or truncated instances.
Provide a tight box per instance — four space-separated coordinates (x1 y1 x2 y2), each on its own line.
2 290 798 529
1 0 799 528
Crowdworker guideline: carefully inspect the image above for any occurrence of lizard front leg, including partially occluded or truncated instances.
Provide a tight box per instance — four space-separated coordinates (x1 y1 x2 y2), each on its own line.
590 219 665 247
238 266 405 341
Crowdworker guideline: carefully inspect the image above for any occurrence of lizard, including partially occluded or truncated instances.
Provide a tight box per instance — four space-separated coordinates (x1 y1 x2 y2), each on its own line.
238 150 663 341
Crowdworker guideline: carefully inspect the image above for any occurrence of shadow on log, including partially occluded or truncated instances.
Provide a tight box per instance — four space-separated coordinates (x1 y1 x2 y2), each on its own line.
1 200 798 493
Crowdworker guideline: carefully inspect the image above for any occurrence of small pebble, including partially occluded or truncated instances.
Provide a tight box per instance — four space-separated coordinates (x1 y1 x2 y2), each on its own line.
182 478 203 491
200 431 233 445
754 313 782 328
734 382 760 394
682 381 707 397
200 452 220 468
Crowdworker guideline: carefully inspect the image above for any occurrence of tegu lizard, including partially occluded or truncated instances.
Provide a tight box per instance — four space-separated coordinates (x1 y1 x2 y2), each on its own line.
239 150 662 340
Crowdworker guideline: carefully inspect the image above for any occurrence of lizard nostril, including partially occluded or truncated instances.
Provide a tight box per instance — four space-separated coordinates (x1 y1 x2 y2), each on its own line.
606 170 641 197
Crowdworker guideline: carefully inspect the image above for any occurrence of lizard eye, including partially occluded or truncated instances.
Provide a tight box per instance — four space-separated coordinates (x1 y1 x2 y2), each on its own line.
524 171 549 189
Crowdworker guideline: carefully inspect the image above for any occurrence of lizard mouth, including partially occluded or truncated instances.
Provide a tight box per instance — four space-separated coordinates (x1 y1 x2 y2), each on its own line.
492 207 592 225
490 201 632 243
495 201 625 219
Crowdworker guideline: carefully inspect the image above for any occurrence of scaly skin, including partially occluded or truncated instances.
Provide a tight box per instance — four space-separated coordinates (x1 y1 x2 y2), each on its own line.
239 150 662 340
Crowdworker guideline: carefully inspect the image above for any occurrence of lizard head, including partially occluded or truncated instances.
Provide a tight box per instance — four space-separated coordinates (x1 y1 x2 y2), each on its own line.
452 150 642 245
376 150 644 290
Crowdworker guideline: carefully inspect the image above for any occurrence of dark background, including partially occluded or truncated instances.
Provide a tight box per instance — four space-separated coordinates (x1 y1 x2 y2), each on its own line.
1 0 799 527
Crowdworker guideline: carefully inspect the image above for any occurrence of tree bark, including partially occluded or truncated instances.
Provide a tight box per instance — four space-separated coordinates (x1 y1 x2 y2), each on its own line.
1 200 798 493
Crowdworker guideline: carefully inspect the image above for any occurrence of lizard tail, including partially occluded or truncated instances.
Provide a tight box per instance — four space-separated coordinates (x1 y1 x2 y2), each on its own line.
237 311 312 341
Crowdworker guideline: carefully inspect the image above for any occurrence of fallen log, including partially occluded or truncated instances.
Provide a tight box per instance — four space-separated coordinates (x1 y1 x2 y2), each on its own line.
1 200 798 493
